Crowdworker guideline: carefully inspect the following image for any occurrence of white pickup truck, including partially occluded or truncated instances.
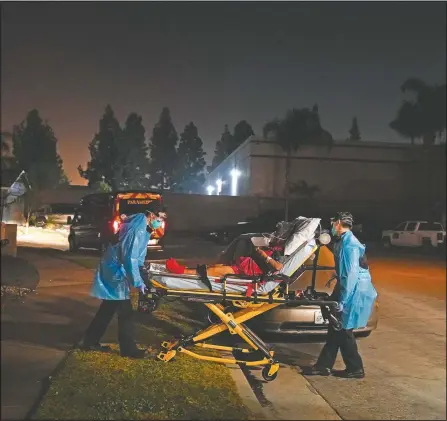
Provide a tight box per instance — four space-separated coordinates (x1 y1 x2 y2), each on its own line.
382 221 446 250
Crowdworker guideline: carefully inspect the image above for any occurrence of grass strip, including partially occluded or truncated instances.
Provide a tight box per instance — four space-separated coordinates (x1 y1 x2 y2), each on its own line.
33 296 252 420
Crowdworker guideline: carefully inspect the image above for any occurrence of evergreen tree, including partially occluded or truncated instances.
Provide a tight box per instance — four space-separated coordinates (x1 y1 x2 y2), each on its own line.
209 124 233 171
122 113 150 189
174 122 206 193
148 107 178 190
231 120 254 153
349 116 361 141
78 105 124 190
12 109 68 189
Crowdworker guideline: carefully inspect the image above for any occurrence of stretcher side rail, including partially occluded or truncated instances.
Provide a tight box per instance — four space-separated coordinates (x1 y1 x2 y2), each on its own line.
157 288 339 308
218 273 264 283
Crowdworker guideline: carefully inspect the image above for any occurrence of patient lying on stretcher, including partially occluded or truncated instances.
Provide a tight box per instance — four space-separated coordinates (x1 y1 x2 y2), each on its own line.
164 245 283 277
145 217 322 295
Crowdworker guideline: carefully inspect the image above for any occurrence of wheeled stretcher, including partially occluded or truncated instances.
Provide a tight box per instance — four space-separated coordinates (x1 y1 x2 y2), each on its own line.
140 218 341 381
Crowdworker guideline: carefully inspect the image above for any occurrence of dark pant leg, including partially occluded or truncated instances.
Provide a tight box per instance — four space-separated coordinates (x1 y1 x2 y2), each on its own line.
83 300 118 345
116 299 138 355
316 324 340 369
339 329 364 372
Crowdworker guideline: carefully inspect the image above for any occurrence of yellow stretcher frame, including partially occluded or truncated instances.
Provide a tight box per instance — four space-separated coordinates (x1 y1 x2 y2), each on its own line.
148 243 339 382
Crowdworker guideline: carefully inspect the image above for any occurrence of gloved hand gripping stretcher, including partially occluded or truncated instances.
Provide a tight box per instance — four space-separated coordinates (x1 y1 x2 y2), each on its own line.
140 217 341 381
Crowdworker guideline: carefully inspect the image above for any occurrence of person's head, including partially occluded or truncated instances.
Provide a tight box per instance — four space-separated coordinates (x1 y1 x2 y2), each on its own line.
145 211 163 231
330 212 354 237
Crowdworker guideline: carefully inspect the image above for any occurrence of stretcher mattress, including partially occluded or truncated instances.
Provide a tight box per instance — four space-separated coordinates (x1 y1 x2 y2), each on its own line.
146 239 317 295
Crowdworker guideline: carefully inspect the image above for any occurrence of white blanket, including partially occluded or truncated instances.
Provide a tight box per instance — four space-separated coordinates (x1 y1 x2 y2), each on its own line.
147 239 317 295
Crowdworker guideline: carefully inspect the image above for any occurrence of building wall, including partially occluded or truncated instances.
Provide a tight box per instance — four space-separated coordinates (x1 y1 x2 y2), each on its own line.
207 138 445 204
205 139 253 196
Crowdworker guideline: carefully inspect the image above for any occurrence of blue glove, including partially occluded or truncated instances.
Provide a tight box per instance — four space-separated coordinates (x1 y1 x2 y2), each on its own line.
139 284 147 295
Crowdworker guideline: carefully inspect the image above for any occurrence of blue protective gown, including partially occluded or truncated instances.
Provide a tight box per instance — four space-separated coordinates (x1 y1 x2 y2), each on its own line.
332 230 377 330
90 213 150 300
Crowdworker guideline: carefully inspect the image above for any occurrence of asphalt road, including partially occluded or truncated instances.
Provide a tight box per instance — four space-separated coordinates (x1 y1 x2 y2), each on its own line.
265 254 446 420
15 231 446 419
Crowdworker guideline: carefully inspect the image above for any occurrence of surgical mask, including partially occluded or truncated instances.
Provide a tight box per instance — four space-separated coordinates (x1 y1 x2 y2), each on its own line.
331 226 338 237
151 219 162 230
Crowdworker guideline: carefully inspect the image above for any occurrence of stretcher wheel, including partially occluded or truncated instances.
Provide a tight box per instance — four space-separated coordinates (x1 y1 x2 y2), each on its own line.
157 350 176 362
262 365 279 382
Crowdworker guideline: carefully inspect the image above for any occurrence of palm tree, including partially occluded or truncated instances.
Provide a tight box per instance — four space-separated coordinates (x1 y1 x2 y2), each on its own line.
263 106 332 221
390 78 446 146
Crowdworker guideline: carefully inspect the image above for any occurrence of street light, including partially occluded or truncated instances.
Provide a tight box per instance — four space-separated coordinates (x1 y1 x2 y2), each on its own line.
216 179 223 195
206 185 214 195
230 169 241 196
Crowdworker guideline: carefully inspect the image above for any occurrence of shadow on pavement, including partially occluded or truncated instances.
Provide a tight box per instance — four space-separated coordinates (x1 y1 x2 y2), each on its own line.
1 292 99 350
19 246 101 258
1 254 40 290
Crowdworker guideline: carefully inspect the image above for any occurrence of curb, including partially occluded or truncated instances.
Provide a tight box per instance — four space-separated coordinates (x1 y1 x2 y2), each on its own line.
228 364 273 420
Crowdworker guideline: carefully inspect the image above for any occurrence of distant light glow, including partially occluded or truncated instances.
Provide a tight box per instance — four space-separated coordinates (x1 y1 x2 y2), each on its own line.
230 168 241 178
230 168 241 196
206 185 214 195
216 179 223 195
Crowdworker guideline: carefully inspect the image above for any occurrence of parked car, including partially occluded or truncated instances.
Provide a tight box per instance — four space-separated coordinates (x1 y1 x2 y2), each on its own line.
382 220 446 251
68 191 167 252
216 233 379 337
207 210 286 245
32 203 76 227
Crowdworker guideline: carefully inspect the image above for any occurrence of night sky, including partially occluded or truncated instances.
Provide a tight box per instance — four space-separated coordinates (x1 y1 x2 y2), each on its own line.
1 2 445 185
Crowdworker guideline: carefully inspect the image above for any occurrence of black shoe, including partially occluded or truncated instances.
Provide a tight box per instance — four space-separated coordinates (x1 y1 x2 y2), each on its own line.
332 369 365 379
80 342 112 352
120 348 147 359
302 365 331 376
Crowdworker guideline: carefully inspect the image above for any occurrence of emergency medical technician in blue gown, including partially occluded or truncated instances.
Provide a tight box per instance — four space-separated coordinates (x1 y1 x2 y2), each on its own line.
305 212 377 379
81 212 162 358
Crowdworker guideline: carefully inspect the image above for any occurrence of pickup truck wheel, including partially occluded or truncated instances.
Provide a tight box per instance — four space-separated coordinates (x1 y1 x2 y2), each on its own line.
421 238 433 254
382 237 392 248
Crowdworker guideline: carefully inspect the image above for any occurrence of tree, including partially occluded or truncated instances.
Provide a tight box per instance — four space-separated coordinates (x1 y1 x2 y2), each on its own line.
390 78 447 210
1 132 10 155
348 117 361 141
148 107 178 190
92 178 113 193
174 122 207 193
209 124 233 172
1 132 16 170
12 109 68 190
78 105 124 190
263 105 332 221
230 120 254 154
389 101 419 145
121 113 151 189
390 78 446 146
